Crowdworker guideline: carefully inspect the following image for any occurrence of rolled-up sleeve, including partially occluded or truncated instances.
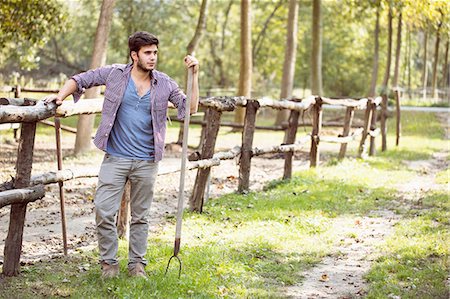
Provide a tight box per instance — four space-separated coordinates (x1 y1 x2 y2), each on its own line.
168 79 187 120
70 66 114 102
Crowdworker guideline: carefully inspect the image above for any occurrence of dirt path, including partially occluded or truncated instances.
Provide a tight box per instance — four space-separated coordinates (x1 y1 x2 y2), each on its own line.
0 141 310 264
282 149 448 298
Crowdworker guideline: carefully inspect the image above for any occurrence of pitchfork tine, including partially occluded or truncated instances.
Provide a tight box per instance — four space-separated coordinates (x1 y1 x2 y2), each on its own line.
164 255 182 278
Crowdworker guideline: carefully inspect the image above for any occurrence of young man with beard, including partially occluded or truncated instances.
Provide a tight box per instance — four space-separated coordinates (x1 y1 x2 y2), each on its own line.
44 31 199 278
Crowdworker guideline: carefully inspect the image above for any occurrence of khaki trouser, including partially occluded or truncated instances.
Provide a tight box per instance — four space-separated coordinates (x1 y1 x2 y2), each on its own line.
94 154 158 268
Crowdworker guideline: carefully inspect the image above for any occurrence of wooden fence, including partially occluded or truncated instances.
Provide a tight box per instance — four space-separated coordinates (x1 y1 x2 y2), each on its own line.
0 94 381 276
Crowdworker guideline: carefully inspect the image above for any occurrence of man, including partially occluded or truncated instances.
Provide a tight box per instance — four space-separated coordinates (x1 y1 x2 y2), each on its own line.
44 31 199 278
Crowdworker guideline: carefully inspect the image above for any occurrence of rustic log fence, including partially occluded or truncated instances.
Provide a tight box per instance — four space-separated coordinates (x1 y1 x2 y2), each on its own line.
0 94 381 276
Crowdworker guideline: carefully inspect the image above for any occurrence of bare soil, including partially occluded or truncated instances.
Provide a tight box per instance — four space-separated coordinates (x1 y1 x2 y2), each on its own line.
0 137 310 264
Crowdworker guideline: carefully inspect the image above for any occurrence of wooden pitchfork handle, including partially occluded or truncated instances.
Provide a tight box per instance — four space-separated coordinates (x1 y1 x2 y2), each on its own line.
165 66 194 278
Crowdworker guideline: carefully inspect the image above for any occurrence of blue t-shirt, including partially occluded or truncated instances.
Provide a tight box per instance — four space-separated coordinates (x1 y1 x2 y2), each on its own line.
106 77 155 160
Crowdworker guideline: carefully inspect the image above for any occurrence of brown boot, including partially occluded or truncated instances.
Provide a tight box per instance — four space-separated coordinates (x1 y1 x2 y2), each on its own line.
101 262 119 278
128 263 148 279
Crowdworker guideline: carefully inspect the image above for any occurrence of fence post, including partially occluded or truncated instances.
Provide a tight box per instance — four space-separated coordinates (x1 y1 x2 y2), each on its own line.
117 180 131 240
338 107 355 159
189 107 222 212
369 101 378 156
238 100 260 193
358 99 374 158
380 94 388 151
13 85 21 140
310 97 323 167
283 101 301 179
3 121 37 276
197 109 208 150
394 89 401 146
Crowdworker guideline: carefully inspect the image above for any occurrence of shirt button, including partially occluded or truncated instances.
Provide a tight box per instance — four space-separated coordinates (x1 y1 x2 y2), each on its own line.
105 133 108 137
109 123 112 126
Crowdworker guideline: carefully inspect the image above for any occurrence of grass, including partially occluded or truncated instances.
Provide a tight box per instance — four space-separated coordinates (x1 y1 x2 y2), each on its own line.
0 110 448 298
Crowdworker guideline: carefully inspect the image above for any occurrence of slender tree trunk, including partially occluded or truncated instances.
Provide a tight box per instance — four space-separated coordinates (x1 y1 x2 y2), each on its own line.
422 30 429 101
407 30 412 98
177 0 208 144
252 0 284 64
369 3 380 97
431 27 442 99
234 0 252 125
381 3 393 94
74 0 115 155
442 39 449 91
311 0 323 96
275 0 299 126
392 12 402 87
381 2 393 152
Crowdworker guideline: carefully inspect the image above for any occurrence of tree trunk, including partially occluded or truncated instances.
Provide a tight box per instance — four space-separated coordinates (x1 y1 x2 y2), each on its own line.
368 3 380 97
234 0 252 126
177 0 208 144
431 26 442 99
392 12 402 87
381 3 393 94
381 2 393 152
442 39 449 91
74 0 115 155
311 0 323 96
422 30 429 101
275 0 299 126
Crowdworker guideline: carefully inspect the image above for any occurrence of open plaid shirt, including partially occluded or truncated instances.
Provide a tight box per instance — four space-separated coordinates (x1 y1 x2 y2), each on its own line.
71 63 186 162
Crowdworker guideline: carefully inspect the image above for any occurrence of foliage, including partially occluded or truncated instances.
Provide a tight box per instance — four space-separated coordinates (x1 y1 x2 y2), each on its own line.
0 0 68 70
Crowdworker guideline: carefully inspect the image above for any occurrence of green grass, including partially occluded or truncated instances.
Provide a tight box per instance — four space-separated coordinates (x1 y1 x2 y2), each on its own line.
365 191 449 299
0 110 448 298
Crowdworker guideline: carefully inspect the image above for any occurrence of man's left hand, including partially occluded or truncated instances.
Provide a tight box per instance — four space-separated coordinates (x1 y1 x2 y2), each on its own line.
184 55 199 71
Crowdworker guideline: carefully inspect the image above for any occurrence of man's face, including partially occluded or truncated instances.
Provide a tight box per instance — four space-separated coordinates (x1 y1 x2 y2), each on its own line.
133 44 158 72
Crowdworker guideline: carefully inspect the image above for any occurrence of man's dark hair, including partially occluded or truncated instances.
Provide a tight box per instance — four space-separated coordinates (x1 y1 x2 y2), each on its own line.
128 31 159 59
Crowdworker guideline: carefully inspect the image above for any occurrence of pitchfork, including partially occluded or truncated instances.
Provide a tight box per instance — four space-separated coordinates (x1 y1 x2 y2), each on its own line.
165 66 195 278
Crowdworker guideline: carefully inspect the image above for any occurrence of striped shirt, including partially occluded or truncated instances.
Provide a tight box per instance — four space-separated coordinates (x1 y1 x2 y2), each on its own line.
71 63 186 162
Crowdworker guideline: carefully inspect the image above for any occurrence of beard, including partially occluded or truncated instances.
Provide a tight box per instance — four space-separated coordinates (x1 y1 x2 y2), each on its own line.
136 56 154 73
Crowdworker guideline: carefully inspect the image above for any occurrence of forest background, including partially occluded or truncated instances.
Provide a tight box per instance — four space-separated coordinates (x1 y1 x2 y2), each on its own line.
1 0 449 103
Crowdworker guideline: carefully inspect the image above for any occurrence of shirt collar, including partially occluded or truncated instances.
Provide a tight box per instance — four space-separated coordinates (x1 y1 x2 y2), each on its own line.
126 63 158 85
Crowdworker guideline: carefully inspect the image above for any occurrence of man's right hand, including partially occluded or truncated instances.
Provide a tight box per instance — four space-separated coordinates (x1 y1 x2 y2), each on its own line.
43 94 63 106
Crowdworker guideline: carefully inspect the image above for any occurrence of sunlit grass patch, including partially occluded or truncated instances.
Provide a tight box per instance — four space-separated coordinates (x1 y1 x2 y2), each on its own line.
365 191 450 299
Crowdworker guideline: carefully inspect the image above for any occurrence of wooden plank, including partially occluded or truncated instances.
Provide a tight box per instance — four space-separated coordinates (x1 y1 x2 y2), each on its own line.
0 185 45 208
310 98 323 167
238 100 260 192
338 107 355 159
3 122 37 276
369 103 378 156
117 181 130 240
189 107 222 212
394 89 401 146
380 94 388 151
358 99 374 158
283 102 301 179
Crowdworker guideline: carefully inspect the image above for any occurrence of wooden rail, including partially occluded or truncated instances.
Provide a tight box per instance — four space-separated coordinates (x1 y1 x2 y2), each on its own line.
0 94 382 276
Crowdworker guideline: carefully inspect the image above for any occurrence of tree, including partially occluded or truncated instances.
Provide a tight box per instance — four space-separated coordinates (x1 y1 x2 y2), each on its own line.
275 0 299 126
234 0 253 125
176 0 208 145
381 0 393 152
311 0 323 96
369 1 381 97
431 10 443 99
74 0 116 155
0 0 67 70
392 11 402 87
